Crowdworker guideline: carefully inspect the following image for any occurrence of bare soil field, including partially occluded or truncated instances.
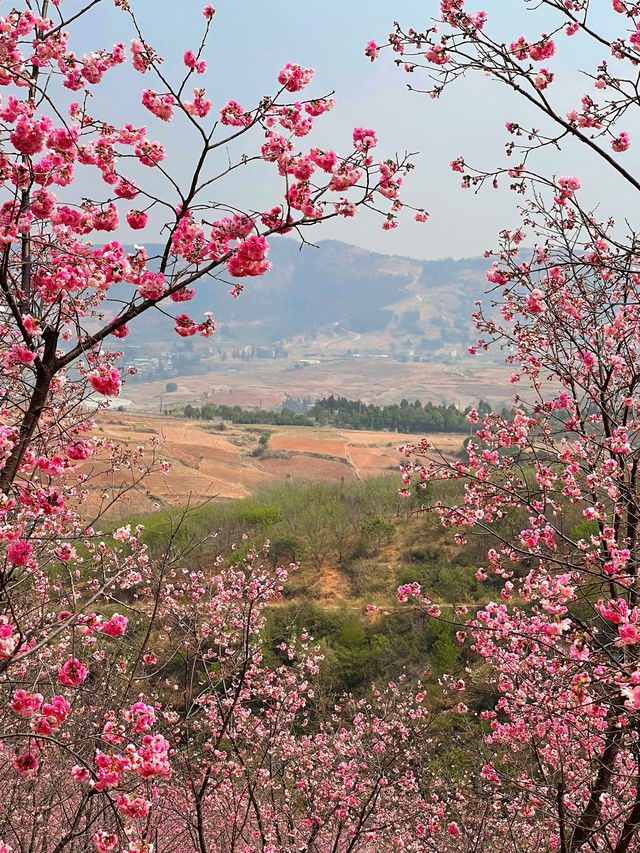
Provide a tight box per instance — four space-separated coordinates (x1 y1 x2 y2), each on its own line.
125 356 511 413
268 433 348 456
88 413 464 518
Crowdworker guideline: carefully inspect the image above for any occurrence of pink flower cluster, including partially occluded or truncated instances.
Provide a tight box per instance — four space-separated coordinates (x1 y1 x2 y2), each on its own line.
425 44 450 65
440 0 487 31
11 689 43 716
117 793 150 817
61 43 126 91
533 68 554 90
58 657 88 686
141 89 175 122
365 40 379 61
88 366 121 397
611 131 630 152
310 147 338 172
226 234 271 278
555 175 580 204
329 162 362 192
0 621 18 658
183 49 206 74
130 38 156 73
378 159 402 199
31 695 71 735
93 831 118 853
277 62 313 92
126 700 156 732
173 313 214 338
93 733 170 790
65 439 93 460
260 206 292 233
353 127 377 152
509 35 556 61
219 100 251 127
184 88 212 117
10 114 53 156
6 539 32 564
13 751 39 780
137 271 166 300
126 209 148 229
101 613 128 636
268 103 314 137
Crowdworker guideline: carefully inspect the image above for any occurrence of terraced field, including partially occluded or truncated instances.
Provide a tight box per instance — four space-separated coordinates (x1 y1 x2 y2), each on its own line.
88 413 464 518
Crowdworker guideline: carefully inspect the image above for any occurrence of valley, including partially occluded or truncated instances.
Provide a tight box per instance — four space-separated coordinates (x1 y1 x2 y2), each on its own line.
121 355 512 414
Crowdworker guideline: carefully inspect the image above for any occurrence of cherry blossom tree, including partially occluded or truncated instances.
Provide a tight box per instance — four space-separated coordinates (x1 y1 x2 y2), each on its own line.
0 1 414 496
0 2 428 851
2 542 436 853
374 2 640 851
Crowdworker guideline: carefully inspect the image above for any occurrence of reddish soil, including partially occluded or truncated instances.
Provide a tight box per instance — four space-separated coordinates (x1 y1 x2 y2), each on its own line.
86 414 463 518
269 434 348 457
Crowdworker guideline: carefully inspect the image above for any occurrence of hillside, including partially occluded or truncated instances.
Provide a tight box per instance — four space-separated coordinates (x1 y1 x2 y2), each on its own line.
87 412 465 518
116 238 490 356
102 239 509 411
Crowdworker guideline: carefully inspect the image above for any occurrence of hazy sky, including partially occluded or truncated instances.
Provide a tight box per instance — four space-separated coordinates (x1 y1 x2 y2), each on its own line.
70 0 639 260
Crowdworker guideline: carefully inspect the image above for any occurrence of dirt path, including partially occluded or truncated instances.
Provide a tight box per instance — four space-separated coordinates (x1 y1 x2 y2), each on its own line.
343 439 362 480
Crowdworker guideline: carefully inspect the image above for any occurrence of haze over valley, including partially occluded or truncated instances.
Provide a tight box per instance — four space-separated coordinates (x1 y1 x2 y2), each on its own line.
114 239 510 413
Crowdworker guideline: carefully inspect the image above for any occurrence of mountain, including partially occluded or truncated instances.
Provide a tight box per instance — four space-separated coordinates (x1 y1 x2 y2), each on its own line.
120 239 490 357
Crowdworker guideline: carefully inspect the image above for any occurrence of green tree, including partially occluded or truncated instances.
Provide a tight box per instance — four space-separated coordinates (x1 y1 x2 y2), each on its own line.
361 515 395 554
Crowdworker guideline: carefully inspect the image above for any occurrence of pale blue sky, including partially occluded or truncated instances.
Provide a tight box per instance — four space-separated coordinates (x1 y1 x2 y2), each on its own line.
69 0 638 259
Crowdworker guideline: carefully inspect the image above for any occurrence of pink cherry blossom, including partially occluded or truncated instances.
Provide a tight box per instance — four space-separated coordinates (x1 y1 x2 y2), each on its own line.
141 89 175 121
353 127 377 151
365 40 379 61
58 657 88 686
11 689 43 717
226 235 271 278
13 752 39 780
88 366 121 397
92 831 118 852
277 62 313 92
219 100 251 127
6 539 32 564
611 131 630 151
100 613 128 636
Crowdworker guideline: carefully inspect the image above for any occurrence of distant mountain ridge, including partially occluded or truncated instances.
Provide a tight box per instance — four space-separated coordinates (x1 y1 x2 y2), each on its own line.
123 238 490 355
